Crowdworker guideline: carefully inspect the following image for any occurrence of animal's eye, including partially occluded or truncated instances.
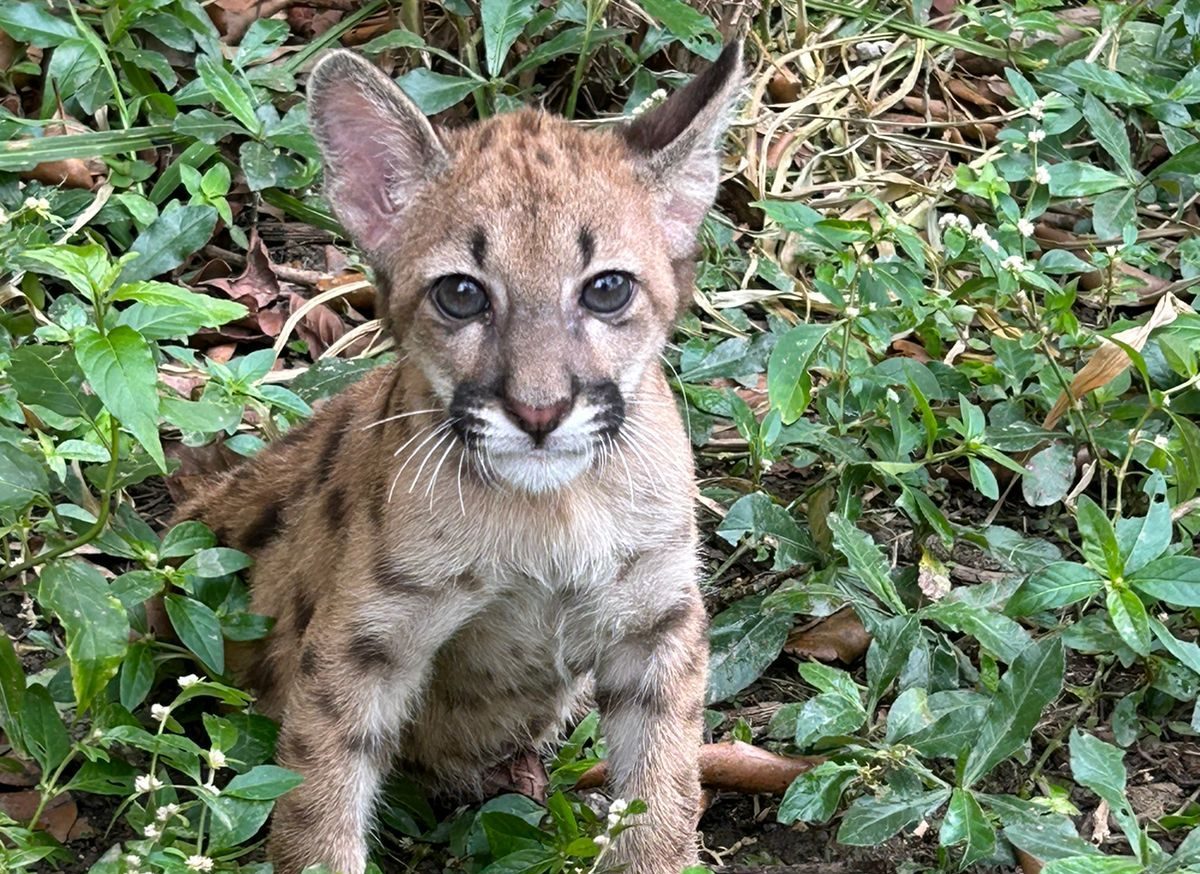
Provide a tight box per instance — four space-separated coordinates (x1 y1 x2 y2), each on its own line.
580 272 635 315
430 275 489 320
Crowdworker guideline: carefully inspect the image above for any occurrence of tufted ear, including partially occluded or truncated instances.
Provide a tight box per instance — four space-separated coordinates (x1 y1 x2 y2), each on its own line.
621 42 744 260
307 50 449 252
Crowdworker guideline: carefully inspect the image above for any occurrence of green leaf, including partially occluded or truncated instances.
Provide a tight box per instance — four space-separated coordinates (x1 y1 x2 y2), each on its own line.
767 324 830 424
117 202 219 284
969 457 999 500
204 795 274 852
716 492 817 569
828 514 907 614
120 641 156 711
0 444 49 513
0 632 28 757
480 0 537 77
963 637 1065 787
639 0 719 42
1076 496 1122 580
23 685 70 775
38 559 129 713
21 243 115 299
181 547 253 578
1129 556 1200 606
866 615 919 707
1006 562 1103 616
0 125 178 172
778 762 859 824
1047 162 1131 198
1058 60 1151 105
164 594 225 675
793 690 867 748
941 789 996 867
1041 859 1143 874
74 325 164 470
1093 188 1137 241
7 345 100 420
1149 618 1200 677
111 281 246 325
0 1 75 46
224 764 304 800
196 55 262 134
1069 730 1141 854
396 69 482 115
1116 476 1172 575
706 595 793 704
1150 142 1200 180
923 601 1030 663
836 789 950 845
1022 443 1073 507
1106 586 1151 656
161 521 217 559
1082 94 1134 178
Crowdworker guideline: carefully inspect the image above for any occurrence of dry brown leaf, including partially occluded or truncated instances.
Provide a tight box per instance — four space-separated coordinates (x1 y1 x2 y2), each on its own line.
0 790 88 842
1016 849 1044 874
20 159 93 189
1090 798 1112 844
480 749 548 802
576 742 822 794
785 609 871 663
891 339 932 362
0 756 39 787
1044 293 1190 429
287 291 347 358
917 550 951 602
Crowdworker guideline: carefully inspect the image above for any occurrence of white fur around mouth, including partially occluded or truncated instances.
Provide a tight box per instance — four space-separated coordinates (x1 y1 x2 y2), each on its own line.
484 446 593 493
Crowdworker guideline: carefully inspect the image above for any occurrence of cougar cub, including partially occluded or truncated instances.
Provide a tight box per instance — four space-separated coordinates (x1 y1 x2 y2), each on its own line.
176 42 743 874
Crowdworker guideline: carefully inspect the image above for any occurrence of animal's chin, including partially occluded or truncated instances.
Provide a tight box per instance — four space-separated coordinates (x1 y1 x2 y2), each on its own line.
482 447 593 494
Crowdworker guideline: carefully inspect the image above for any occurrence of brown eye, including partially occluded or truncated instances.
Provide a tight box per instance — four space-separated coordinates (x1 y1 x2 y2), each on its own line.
431 275 489 320
580 272 635 315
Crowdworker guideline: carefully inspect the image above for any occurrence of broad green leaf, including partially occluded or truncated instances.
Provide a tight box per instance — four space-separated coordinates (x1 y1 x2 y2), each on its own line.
1129 556 1200 606
793 690 867 748
0 444 49 513
164 594 225 675
1076 496 1122 580
7 345 100 420
196 55 262 134
828 514 907 614
23 685 71 775
1058 60 1151 105
1042 858 1143 874
396 69 482 115
640 0 720 42
111 281 246 325
1022 443 1073 507
117 203 219 284
923 601 1030 663
716 492 817 569
767 323 830 424
941 789 996 868
160 394 243 434
1082 94 1134 178
963 637 1064 787
120 641 156 710
20 243 115 299
224 764 304 800
836 789 950 845
0 632 27 756
480 0 537 77
1093 188 1137 241
1106 586 1151 656
778 761 859 824
204 795 274 852
706 595 793 704
161 521 218 559
181 547 253 578
1116 476 1172 575
1150 142 1200 180
1069 730 1141 857
1047 162 1130 198
866 614 919 706
0 1 75 46
38 559 129 713
111 570 165 610
74 325 165 470
1006 563 1103 616
1149 618 1200 677
969 457 999 500
0 125 178 173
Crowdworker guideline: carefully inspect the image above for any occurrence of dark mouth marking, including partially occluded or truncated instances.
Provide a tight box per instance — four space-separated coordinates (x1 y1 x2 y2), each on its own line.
587 380 625 439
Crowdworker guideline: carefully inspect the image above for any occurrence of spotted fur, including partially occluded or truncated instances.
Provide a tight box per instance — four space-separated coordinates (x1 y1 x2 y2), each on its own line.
174 42 743 874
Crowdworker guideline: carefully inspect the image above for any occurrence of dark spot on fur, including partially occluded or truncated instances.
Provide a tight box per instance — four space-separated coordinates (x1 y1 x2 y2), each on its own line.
300 644 319 677
345 729 386 758
453 572 482 591
535 148 553 166
518 111 541 133
347 633 393 671
241 500 282 552
279 732 313 766
372 559 424 595
316 424 344 484
469 227 487 268
243 657 275 698
595 681 669 716
294 590 315 635
323 485 347 522
640 600 698 645
313 687 342 719
578 226 594 267
477 124 495 150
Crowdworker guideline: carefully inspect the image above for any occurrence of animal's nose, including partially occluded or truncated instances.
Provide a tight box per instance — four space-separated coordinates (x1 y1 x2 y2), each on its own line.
504 396 571 440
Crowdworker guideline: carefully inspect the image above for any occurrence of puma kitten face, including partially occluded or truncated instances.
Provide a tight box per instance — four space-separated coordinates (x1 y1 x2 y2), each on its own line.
308 46 742 493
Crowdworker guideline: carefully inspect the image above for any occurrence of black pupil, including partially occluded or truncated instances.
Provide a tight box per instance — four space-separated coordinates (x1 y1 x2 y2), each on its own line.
583 273 632 313
433 276 487 319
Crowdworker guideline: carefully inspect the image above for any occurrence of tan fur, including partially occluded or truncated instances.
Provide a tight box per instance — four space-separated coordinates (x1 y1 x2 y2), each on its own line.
175 44 743 874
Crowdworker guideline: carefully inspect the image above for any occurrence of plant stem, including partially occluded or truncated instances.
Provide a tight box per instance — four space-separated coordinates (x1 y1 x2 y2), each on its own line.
28 750 78 830
0 420 121 582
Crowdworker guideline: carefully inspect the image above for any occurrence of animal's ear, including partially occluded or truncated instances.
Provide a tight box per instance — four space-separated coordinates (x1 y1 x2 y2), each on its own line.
307 50 449 252
621 42 744 259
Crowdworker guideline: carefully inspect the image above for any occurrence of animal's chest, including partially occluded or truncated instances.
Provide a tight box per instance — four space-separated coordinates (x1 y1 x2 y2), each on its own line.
402 573 605 786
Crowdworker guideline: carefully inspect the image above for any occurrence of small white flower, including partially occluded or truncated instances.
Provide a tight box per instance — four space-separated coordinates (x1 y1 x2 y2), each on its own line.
594 834 611 848
970 224 991 242
886 388 901 403
185 856 214 872
208 748 227 769
609 799 628 816
1153 434 1170 449
0 208 8 224
143 823 161 840
123 855 141 867
134 774 164 794
22 196 39 210
1028 128 1045 143
203 780 220 796
155 802 180 822
1001 255 1026 274
1017 218 1036 237
36 197 50 211
1034 164 1050 185
607 812 621 828
178 674 201 688
844 305 860 318
1029 98 1046 120
151 703 171 723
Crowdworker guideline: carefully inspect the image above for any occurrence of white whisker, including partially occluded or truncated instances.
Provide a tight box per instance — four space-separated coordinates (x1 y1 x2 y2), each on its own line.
360 408 442 431
409 428 455 495
425 438 457 512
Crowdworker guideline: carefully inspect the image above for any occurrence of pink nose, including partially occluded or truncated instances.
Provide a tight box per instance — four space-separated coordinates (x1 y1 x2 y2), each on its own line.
504 397 571 439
